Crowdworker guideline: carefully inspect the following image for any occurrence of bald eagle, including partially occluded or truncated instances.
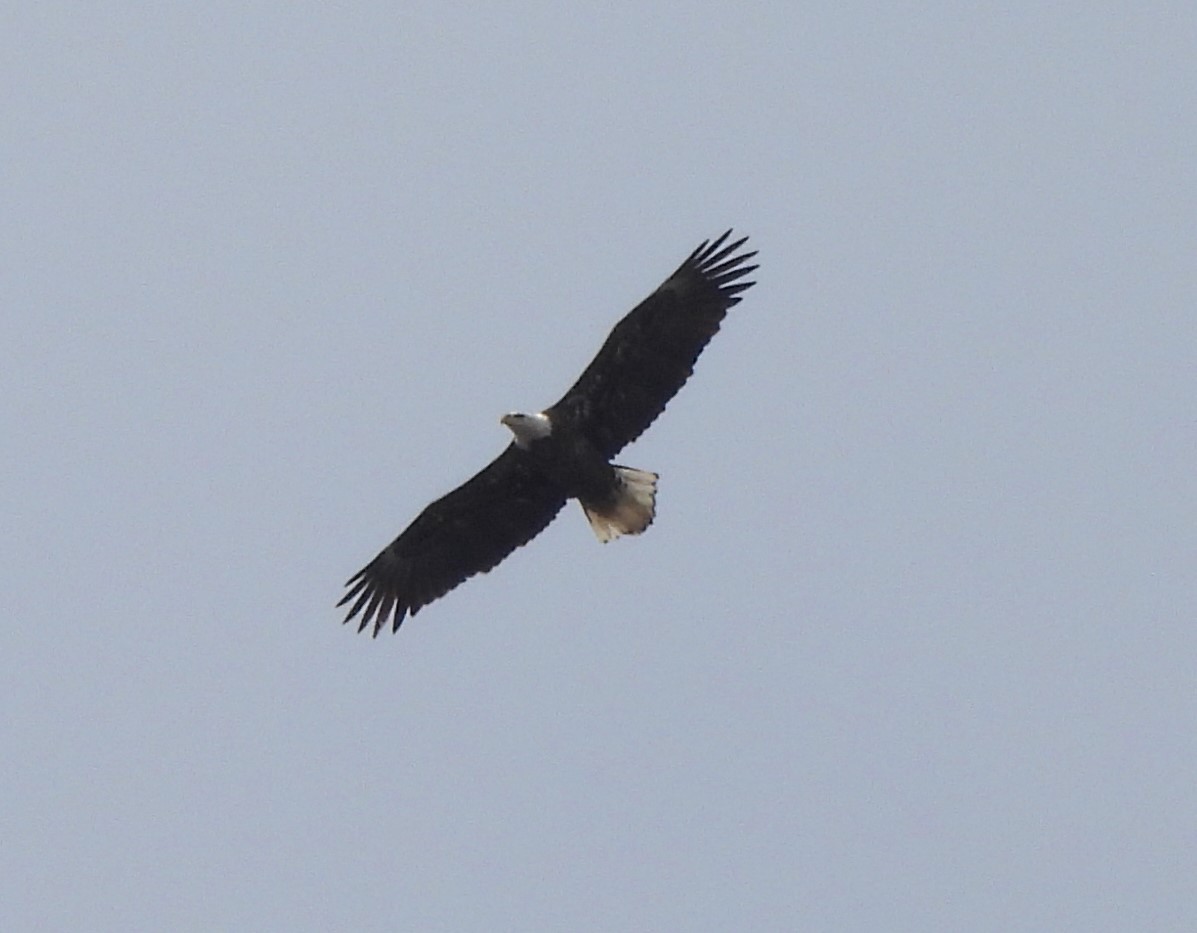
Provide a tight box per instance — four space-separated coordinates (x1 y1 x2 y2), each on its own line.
339 230 758 635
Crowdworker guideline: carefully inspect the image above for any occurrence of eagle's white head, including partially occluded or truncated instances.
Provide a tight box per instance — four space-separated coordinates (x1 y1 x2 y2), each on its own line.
501 411 553 449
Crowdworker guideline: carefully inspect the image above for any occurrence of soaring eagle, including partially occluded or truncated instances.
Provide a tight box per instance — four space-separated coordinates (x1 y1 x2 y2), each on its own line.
339 230 757 635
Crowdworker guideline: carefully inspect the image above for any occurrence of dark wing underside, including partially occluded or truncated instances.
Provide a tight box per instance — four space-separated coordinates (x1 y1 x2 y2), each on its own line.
546 230 757 459
338 445 566 636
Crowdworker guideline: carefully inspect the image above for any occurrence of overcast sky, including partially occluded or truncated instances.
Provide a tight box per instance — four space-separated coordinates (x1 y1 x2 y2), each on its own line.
4 5 1195 931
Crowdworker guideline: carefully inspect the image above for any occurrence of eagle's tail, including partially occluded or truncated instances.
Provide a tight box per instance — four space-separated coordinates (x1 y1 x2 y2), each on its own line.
581 466 659 544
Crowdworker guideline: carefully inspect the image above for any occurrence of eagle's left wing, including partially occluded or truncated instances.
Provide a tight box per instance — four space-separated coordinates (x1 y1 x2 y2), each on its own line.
338 445 567 636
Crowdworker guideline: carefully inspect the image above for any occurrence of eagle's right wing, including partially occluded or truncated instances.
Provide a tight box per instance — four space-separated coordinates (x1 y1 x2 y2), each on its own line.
547 231 757 459
339 445 567 636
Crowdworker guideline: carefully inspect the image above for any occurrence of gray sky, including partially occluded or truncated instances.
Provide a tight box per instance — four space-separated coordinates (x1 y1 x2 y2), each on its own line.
4 5 1195 930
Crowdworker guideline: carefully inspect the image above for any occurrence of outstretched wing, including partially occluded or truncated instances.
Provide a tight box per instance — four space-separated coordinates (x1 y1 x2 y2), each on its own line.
338 445 567 636
546 230 757 459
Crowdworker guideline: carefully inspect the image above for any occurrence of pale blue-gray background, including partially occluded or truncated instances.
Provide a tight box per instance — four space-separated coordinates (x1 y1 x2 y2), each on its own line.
4 5 1195 930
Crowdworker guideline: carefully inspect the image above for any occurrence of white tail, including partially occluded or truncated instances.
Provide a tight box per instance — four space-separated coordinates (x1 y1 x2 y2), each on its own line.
580 466 659 543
